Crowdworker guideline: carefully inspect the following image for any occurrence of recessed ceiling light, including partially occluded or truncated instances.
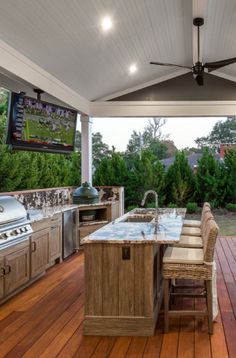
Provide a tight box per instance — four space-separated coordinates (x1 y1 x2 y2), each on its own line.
101 17 112 31
129 64 137 74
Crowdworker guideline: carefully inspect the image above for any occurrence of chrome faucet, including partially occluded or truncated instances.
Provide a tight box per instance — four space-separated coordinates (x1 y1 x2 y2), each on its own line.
141 190 159 224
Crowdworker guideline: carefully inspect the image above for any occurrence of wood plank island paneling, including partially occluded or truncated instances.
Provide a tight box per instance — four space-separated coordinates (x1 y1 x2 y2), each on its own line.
84 243 163 336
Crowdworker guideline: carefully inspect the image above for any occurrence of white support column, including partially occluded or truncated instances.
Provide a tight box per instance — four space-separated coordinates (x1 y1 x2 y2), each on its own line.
80 114 93 185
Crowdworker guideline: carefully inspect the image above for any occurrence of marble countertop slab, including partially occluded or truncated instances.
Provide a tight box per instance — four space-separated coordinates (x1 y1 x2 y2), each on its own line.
81 208 186 245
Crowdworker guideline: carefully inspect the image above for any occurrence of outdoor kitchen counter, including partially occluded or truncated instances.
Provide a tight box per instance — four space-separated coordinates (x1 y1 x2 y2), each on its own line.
82 208 186 337
81 208 185 245
27 201 113 222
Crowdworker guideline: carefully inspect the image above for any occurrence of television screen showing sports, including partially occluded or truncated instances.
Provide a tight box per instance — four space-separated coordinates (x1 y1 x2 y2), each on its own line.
7 93 77 154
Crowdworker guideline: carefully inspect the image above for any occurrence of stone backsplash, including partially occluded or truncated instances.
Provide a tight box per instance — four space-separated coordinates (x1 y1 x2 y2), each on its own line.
0 186 123 209
12 188 72 209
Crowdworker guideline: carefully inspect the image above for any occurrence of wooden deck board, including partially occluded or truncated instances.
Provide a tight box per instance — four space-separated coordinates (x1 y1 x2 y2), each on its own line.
0 238 236 357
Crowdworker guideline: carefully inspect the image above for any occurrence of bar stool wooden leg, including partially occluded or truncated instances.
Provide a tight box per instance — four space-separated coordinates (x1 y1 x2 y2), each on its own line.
206 280 213 334
164 278 169 333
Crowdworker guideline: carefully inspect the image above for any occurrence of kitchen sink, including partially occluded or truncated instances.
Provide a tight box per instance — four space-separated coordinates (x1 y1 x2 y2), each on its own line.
124 215 154 223
131 208 156 216
117 207 157 223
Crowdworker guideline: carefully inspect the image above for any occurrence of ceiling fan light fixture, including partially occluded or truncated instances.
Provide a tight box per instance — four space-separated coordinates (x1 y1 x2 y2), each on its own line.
195 74 204 86
193 61 204 75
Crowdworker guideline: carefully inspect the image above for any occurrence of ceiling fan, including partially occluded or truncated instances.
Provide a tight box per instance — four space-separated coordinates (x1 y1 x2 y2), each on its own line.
150 18 236 86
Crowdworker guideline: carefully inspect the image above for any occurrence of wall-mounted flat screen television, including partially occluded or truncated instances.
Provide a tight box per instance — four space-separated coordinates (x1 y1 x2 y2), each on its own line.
6 92 77 154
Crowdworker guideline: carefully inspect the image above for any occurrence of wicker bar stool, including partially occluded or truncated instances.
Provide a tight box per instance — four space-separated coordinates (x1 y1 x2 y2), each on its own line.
181 203 212 237
183 202 211 228
175 211 214 248
163 218 219 334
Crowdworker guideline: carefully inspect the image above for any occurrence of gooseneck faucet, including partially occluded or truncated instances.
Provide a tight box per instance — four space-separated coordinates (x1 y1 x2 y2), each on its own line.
141 190 159 224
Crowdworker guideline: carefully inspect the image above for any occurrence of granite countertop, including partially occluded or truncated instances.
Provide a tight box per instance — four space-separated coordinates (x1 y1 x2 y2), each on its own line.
81 208 186 245
27 201 113 222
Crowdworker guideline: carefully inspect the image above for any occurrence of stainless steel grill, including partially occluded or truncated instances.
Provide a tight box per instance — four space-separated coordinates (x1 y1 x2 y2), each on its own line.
0 196 33 248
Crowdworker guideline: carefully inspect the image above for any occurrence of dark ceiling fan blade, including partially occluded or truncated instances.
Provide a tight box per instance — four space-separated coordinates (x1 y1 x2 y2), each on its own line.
150 61 192 70
204 57 236 72
194 74 204 86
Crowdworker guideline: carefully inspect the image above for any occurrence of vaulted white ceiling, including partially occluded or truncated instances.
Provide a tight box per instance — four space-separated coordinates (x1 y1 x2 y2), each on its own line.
0 0 236 110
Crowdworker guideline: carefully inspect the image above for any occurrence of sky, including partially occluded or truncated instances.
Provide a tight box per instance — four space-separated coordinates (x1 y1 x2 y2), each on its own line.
85 116 227 152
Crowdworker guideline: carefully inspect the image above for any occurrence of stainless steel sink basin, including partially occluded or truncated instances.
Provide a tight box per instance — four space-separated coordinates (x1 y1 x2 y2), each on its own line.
117 207 156 223
124 215 154 223
132 208 156 216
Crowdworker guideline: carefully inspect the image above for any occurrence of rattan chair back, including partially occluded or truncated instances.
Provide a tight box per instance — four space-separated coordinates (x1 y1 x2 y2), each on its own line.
201 210 214 233
200 202 211 222
203 219 219 262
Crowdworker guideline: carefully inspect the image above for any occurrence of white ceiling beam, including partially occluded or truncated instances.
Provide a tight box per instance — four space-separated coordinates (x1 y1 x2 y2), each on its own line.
0 39 90 114
192 0 205 64
90 100 236 117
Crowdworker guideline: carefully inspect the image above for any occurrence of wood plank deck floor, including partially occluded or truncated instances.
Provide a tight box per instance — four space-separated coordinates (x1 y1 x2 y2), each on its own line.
1 237 236 357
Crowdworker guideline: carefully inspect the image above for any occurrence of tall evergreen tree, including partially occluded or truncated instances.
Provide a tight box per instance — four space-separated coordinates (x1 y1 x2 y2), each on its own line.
165 151 196 206
125 150 165 206
221 149 236 204
67 152 81 186
93 152 127 186
196 148 220 206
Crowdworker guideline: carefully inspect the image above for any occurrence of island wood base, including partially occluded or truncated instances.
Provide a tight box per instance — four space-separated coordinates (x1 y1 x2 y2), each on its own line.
84 243 165 336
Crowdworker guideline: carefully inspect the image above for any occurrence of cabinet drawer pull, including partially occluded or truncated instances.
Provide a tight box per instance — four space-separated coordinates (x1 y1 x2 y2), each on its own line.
31 241 37 252
51 226 58 229
5 265 11 275
0 267 5 276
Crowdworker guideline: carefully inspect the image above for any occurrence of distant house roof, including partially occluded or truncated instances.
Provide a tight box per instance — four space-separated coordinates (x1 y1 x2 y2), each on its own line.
160 153 221 170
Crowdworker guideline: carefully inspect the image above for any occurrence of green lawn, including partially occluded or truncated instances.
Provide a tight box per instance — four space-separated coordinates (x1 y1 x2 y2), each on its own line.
186 211 236 236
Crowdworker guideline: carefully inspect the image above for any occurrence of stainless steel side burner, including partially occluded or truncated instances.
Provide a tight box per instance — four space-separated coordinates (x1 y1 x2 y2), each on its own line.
0 196 33 248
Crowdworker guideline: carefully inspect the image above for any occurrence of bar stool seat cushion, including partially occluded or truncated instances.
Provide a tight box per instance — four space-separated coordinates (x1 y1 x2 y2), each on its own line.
174 235 203 248
181 226 201 237
163 246 204 265
183 219 201 228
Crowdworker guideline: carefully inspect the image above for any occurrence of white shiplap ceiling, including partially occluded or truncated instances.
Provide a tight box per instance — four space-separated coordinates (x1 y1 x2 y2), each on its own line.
0 0 235 103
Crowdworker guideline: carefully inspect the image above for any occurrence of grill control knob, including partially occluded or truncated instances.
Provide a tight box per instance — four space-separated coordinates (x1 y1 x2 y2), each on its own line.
16 228 21 234
5 232 11 237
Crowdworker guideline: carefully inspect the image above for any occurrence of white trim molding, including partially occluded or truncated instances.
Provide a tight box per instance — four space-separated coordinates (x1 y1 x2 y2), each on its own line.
90 100 236 117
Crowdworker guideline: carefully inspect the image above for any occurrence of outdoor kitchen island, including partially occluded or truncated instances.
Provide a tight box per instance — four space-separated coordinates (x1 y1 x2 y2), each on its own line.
82 208 185 336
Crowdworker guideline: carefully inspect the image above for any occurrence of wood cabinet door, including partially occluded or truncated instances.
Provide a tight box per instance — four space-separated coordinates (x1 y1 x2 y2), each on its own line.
31 228 50 278
50 223 62 262
0 257 4 299
4 242 30 296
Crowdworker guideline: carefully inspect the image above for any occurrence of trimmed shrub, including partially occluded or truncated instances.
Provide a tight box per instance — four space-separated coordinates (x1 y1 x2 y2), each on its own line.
226 203 236 212
186 202 198 213
167 203 177 208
